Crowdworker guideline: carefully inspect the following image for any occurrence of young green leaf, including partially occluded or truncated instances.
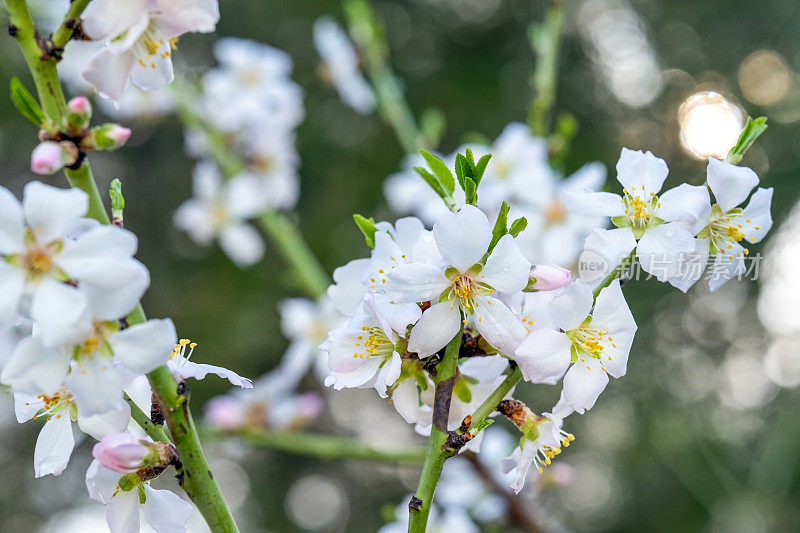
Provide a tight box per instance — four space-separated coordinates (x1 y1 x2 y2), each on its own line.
353 214 379 248
488 201 510 253
420 150 455 194
463 176 477 205
414 166 447 198
454 153 469 190
725 116 767 165
9 77 45 127
508 216 528 237
109 179 125 224
472 153 492 186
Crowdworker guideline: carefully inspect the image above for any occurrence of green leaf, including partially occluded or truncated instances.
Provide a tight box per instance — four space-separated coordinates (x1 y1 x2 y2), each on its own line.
414 166 447 198
488 201 510 253
508 217 528 237
725 116 768 165
472 153 492 186
420 150 455 194
463 176 477 205
353 214 378 248
454 153 469 190
453 379 472 404
9 77 45 126
109 179 125 222
471 418 494 434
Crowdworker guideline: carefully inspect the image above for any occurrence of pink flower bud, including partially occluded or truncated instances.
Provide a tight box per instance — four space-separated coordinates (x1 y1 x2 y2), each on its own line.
530 263 571 291
204 396 246 431
68 96 91 114
108 125 131 145
30 141 76 175
92 432 149 473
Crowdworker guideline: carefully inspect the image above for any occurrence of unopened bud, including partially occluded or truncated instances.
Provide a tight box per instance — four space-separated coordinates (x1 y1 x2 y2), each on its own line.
525 263 571 292
92 432 150 473
65 96 92 131
30 141 78 175
85 123 131 151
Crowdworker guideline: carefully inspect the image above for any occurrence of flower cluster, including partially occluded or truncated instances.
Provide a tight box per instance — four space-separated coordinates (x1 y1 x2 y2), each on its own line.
322 144 774 493
385 123 608 266
174 38 304 266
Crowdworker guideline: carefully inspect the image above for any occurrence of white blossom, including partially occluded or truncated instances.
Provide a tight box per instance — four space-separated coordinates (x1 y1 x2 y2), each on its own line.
167 338 252 388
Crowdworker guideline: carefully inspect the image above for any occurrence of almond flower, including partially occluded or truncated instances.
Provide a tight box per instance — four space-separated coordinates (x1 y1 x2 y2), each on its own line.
386 205 530 357
81 0 220 99
514 280 636 413
668 158 773 291
564 148 711 283
167 338 252 388
0 182 148 347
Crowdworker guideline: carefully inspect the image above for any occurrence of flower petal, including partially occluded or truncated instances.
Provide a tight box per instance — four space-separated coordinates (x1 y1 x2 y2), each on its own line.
473 296 526 356
83 48 136 101
106 490 141 533
66 355 125 417
433 204 492 271
740 187 773 243
561 359 609 414
707 158 759 212
142 486 194 533
481 235 531 294
23 181 88 244
549 280 593 331
129 40 175 92
636 223 696 281
656 183 711 234
328 258 369 315
34 413 75 477
78 404 131 440
407 302 461 357
171 360 253 388
514 328 572 384
0 262 25 325
708 242 747 291
580 227 637 285
218 222 265 267
386 262 449 303
30 278 93 347
562 190 624 217
0 185 24 254
1 335 71 394
111 319 177 375
615 148 669 195
592 280 636 378
374 351 402 398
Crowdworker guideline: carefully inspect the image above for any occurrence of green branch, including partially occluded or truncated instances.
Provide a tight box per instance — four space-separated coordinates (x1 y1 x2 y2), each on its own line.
6 2 239 530
51 0 91 49
466 366 522 434
528 0 565 137
204 427 426 464
408 328 462 532
126 393 171 444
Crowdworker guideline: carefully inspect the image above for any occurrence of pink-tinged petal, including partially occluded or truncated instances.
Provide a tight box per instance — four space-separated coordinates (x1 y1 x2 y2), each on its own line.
111 319 176 375
407 302 461 357
433 204 492 271
740 187 773 243
386 262 449 303
615 148 669 195
561 359 609 414
0 186 24 254
562 190 624 217
656 183 711 234
218 222 265 267
529 263 572 291
23 181 88 244
707 158 759 212
481 235 531 294
637 223 696 281
473 296 526 356
514 328 572 384
142 486 194 533
549 280 593 331
34 413 75 477
83 48 136 101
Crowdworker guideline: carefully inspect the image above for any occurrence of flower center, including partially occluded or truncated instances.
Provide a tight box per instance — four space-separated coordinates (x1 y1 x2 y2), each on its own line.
171 338 197 362
544 201 567 225
622 189 658 230
23 246 53 278
567 321 617 370
29 389 73 420
708 210 759 258
353 326 393 359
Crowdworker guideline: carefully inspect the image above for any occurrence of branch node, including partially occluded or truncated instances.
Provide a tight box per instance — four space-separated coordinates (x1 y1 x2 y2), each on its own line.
408 496 423 512
150 393 165 426
8 24 18 37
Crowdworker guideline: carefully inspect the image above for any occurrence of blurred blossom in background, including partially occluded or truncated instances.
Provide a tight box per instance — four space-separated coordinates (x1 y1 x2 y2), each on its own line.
1 0 800 531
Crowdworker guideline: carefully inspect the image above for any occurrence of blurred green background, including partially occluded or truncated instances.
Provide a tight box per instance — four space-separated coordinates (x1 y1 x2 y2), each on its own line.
1 0 800 531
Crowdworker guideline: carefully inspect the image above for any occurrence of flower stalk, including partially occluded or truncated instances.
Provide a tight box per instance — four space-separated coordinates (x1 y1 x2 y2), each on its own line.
528 0 565 136
5 2 239 530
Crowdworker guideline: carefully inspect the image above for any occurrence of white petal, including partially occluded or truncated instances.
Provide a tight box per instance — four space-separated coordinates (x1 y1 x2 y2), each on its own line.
391 378 428 424
615 148 669 194
563 161 607 192
111 319 177 375
374 351 402 398
328 258 369 315
106 490 141 533
636 223 696 281
130 41 175 92
667 238 709 293
78 258 150 320
23 181 88 244
153 0 220 34
173 199 215 245
592 280 636 378
562 190 624 217
481 235 531 294
224 171 270 219
0 262 25 325
707 158 759 212
433 204 492 271
14 391 41 423
1 335 71 394
0 185 24 254
83 48 136 100
561 359 609 414
81 0 148 41
142 486 194 533
60 225 138 263
30 278 93 347
407 302 461 357
34 413 75 477
172 360 253 388
370 293 422 336
218 222 265 267
473 296 526 356
656 184 711 234
78 403 131 440
66 355 125 417
549 280 593 331
386 263 449 303
86 459 120 504
514 328 572 384
708 242 747 291
580 227 637 285
740 187 773 243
